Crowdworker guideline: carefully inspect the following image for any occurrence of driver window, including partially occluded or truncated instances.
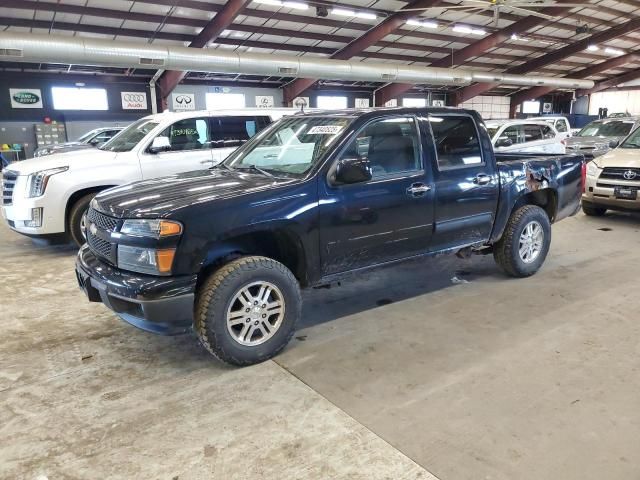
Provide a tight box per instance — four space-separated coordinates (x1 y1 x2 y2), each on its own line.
340 117 421 178
501 125 521 144
156 118 210 152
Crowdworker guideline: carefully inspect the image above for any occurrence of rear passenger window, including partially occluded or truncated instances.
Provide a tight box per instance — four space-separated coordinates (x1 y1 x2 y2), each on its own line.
157 118 210 151
428 115 483 170
502 125 521 144
523 124 543 142
212 116 271 149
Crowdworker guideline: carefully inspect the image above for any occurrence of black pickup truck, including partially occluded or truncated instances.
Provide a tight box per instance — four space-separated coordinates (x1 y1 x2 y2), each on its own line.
76 108 584 365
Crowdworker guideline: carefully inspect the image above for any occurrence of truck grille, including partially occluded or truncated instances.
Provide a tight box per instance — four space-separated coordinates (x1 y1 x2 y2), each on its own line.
2 170 18 206
600 167 640 181
85 207 118 265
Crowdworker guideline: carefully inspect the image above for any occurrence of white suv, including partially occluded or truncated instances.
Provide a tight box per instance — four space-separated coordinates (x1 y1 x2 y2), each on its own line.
2 109 295 245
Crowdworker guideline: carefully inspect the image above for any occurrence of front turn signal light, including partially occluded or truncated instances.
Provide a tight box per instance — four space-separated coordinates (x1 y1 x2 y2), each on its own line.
156 248 176 274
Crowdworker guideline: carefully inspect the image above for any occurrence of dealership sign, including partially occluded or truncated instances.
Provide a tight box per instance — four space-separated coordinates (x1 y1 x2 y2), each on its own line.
10 89 43 109
121 92 148 110
172 93 195 111
256 95 274 108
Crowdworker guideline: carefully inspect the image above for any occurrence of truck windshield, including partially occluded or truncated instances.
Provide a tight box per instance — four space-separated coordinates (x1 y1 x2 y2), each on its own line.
619 127 640 148
99 119 159 152
577 120 634 138
224 116 353 176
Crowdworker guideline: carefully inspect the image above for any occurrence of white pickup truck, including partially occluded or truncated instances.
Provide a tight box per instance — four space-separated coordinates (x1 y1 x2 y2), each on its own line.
2 109 295 245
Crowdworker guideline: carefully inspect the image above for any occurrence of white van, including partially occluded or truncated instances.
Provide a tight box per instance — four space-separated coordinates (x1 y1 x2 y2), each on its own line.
2 109 296 245
486 120 566 154
530 116 572 140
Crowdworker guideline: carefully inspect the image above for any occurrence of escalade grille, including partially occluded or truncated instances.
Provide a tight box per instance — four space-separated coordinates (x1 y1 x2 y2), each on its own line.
600 167 640 181
85 207 118 265
2 170 18 206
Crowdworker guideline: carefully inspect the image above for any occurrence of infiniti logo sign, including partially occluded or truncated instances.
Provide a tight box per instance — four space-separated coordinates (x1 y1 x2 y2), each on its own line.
623 170 637 180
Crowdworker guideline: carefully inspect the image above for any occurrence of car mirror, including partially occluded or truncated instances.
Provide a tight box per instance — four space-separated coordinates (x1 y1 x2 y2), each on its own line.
89 138 100 146
149 136 171 154
496 137 513 148
334 157 372 185
609 139 620 149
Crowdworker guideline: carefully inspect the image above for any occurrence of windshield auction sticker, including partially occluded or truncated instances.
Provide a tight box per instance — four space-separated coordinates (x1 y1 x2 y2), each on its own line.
308 126 344 135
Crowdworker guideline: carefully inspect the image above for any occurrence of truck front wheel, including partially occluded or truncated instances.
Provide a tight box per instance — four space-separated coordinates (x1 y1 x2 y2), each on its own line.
195 256 301 366
68 193 96 247
493 205 552 278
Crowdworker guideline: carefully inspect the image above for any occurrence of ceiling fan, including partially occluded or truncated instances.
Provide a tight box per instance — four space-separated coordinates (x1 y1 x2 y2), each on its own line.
398 1 585 26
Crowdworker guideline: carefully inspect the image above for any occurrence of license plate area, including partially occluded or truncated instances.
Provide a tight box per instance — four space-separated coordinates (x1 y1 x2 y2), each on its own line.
614 186 638 200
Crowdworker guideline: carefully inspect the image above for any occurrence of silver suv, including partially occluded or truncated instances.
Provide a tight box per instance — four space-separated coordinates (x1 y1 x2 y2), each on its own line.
565 117 640 160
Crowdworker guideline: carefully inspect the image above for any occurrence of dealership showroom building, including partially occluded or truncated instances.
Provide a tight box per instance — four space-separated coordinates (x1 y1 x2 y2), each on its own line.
3 0 640 479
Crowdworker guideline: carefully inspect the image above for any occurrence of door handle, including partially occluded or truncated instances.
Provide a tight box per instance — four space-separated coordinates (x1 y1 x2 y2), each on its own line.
406 183 432 197
473 174 492 185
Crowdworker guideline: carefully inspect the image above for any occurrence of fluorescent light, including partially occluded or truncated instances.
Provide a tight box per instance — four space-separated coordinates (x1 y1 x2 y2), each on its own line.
587 45 599 51
332 8 376 20
453 25 485 35
254 0 308 8
510 33 528 42
407 19 438 28
605 47 625 55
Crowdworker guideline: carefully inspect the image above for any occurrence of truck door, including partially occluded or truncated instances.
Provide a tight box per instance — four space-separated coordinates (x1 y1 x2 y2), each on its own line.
139 117 214 178
427 113 499 251
318 116 435 275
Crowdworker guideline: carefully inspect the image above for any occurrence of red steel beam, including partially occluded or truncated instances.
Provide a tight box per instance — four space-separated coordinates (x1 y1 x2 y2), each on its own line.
454 16 640 106
282 0 444 104
157 0 251 103
578 67 640 96
374 6 572 106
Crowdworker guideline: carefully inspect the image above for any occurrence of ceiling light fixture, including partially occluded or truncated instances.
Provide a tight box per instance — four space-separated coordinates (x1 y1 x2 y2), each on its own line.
605 47 625 55
587 45 599 51
254 0 308 9
453 25 485 35
331 8 377 20
510 34 528 42
407 19 439 29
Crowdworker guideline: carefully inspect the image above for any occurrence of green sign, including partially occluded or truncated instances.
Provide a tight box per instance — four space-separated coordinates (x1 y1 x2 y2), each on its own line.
12 91 40 104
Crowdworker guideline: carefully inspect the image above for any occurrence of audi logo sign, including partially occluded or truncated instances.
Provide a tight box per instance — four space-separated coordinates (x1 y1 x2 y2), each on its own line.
121 91 148 110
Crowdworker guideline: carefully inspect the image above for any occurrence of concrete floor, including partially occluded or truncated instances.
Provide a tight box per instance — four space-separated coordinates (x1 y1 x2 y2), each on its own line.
1 212 639 479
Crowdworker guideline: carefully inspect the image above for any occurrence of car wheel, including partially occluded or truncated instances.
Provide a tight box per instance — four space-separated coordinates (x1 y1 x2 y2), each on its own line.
581 202 607 216
195 256 301 366
493 205 552 278
68 193 96 247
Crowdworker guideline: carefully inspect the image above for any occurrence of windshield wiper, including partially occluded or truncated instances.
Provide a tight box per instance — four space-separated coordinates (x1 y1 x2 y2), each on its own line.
235 164 275 178
210 162 232 171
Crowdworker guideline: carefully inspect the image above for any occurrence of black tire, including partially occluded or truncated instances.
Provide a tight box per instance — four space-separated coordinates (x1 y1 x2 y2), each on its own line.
195 256 301 366
68 193 96 247
581 202 607 216
493 205 552 278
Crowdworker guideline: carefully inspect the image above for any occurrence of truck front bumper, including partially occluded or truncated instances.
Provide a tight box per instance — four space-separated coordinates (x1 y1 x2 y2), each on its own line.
75 244 198 335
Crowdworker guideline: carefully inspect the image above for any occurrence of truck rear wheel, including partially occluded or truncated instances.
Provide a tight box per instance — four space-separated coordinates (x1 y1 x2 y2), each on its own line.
493 205 551 278
581 202 607 216
68 193 96 247
195 256 301 366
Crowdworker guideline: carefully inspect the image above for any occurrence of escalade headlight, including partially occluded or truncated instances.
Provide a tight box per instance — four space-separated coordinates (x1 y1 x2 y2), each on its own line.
586 161 600 177
120 219 182 238
26 166 68 197
117 246 176 276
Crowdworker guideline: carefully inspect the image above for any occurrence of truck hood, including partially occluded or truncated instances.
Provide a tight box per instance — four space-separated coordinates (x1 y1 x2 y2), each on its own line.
594 148 640 168
93 168 297 218
7 148 119 176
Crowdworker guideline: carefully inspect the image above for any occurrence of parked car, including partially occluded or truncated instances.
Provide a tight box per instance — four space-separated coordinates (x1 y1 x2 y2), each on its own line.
75 107 584 366
1 109 297 246
565 117 640 160
582 125 640 215
530 116 572 140
33 126 125 157
486 120 565 154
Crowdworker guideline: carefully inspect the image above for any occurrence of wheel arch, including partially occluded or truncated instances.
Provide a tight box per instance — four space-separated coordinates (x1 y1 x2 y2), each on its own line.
65 185 117 232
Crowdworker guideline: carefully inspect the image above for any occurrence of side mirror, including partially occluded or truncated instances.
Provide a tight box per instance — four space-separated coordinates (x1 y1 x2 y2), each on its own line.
89 138 100 146
496 137 513 148
149 136 171 154
609 139 620 149
334 157 372 185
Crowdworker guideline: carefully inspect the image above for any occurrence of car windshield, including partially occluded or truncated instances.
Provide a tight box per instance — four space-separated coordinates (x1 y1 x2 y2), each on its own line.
77 129 99 143
619 126 640 148
223 116 353 176
577 120 634 138
99 119 159 152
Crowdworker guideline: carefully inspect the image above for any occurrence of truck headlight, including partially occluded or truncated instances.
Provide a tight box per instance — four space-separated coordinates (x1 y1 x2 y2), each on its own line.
586 161 600 177
117 246 176 276
120 219 182 238
26 166 68 197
